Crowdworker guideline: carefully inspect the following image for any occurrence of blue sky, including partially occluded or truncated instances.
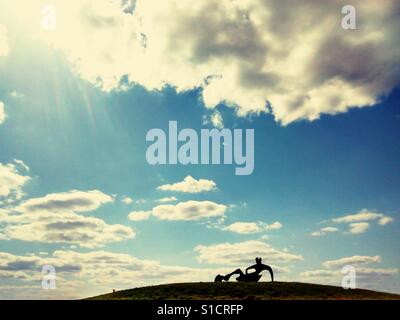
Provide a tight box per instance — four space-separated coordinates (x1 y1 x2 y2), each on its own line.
0 0 399 298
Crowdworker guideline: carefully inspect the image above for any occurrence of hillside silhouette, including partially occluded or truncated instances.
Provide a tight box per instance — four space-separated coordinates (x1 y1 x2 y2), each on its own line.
86 282 400 300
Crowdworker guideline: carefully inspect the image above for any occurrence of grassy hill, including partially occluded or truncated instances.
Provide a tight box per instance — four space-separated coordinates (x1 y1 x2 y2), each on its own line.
87 282 400 300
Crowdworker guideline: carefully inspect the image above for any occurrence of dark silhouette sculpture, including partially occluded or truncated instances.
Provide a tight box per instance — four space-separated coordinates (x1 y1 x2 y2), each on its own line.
214 257 274 282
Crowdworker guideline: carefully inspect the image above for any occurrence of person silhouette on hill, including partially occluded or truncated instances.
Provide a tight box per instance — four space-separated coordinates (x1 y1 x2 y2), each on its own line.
214 257 274 282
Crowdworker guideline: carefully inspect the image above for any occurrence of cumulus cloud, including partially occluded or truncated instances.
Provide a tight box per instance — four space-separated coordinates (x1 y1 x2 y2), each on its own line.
301 267 398 280
13 159 29 172
330 209 393 234
5 0 399 124
223 221 282 234
0 101 6 124
0 190 135 248
0 249 230 299
301 254 398 290
15 189 113 213
152 200 226 221
311 226 338 237
195 240 303 265
348 222 369 234
127 210 151 221
0 160 31 202
323 255 381 268
126 200 226 221
203 111 224 129
300 270 336 278
0 251 80 274
156 196 178 203
332 209 391 223
121 196 133 205
354 267 399 278
378 216 394 226
0 24 9 57
157 176 216 193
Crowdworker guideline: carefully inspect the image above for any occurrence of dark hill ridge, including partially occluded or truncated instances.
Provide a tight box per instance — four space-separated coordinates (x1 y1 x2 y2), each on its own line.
87 282 400 300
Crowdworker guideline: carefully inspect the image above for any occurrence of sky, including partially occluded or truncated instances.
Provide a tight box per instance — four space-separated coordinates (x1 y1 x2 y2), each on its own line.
0 0 399 299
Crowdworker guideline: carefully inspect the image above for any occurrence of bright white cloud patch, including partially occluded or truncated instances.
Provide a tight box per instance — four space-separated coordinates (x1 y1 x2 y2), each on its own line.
301 268 398 281
311 226 338 237
195 240 303 265
301 254 398 289
378 216 394 226
156 196 178 203
128 200 226 221
203 111 224 128
4 0 399 124
152 200 226 221
331 209 393 234
348 222 370 234
223 222 261 234
0 190 135 248
0 101 6 124
223 221 282 234
121 196 133 205
0 160 31 202
128 210 151 221
333 209 390 223
157 176 216 193
0 249 230 299
13 159 29 172
15 189 113 213
323 255 381 269
0 24 9 57
266 221 283 230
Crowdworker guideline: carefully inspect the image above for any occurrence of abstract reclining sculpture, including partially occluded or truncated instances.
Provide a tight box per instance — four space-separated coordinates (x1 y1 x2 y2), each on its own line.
214 257 274 282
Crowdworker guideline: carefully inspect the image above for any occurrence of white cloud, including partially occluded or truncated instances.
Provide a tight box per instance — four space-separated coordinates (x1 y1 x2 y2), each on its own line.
15 189 113 213
0 249 230 299
128 210 151 221
301 268 399 280
378 216 394 226
156 196 178 203
121 196 133 205
152 200 226 221
300 270 336 278
223 221 282 234
300 267 398 289
0 101 6 124
332 209 387 223
13 159 29 172
330 209 393 234
195 240 303 265
9 91 24 99
348 222 370 234
128 200 226 222
323 255 381 269
0 24 9 57
157 176 216 193
311 226 338 237
0 161 31 201
299 255 398 290
355 267 399 278
266 221 282 230
223 222 261 234
0 190 135 248
5 0 399 124
203 111 224 128
301 254 399 291
135 199 147 204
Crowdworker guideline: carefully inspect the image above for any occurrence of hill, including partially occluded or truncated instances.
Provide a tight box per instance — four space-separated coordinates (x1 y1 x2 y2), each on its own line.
86 282 400 300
